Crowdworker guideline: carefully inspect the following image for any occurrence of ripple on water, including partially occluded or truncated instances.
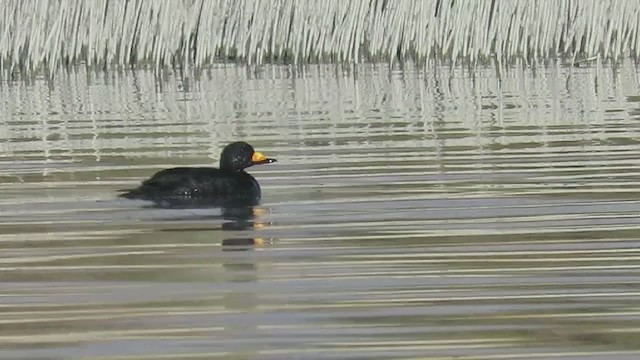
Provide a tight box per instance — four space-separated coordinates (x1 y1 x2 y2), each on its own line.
1 63 640 359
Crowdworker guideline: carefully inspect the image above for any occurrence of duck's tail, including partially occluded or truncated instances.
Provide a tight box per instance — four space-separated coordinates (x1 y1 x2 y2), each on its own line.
118 188 142 199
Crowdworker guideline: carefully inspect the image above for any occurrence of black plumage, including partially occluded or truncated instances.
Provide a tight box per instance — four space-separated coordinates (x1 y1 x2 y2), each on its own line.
119 142 276 207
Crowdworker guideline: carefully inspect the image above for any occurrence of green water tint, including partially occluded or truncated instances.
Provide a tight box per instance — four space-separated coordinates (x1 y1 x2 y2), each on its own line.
1 62 640 358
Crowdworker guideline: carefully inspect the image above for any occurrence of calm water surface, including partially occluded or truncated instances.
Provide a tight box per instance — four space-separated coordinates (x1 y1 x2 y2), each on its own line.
1 63 640 359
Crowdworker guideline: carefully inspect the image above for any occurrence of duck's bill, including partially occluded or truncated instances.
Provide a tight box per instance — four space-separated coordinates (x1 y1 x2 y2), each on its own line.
251 151 277 165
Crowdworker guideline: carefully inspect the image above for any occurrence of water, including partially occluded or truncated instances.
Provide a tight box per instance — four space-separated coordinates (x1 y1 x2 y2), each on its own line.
2 62 640 359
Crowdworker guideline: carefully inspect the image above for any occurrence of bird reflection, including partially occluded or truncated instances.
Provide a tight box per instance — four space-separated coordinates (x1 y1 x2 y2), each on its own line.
149 197 273 250
221 239 265 251
219 205 272 251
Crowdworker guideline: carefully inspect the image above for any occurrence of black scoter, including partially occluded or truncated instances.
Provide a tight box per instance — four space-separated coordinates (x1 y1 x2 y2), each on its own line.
119 141 276 206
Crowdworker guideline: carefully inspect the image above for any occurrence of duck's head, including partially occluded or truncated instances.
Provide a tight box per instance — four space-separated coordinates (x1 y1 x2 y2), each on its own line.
219 141 277 172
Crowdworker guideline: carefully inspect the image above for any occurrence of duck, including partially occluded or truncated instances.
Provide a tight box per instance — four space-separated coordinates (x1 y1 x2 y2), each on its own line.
119 141 276 207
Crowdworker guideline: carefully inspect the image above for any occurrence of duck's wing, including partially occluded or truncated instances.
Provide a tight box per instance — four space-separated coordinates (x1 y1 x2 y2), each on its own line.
120 167 223 199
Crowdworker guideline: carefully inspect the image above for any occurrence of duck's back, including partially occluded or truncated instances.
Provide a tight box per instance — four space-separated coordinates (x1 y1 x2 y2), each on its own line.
121 167 261 204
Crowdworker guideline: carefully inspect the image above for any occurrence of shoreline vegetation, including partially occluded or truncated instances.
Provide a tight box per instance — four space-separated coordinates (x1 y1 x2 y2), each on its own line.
2 0 639 76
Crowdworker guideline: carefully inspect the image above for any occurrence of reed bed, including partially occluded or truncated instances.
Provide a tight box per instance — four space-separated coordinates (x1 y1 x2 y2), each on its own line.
0 0 639 74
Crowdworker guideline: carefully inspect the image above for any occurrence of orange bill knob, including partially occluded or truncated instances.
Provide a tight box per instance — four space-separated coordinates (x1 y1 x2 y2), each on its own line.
251 151 277 165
